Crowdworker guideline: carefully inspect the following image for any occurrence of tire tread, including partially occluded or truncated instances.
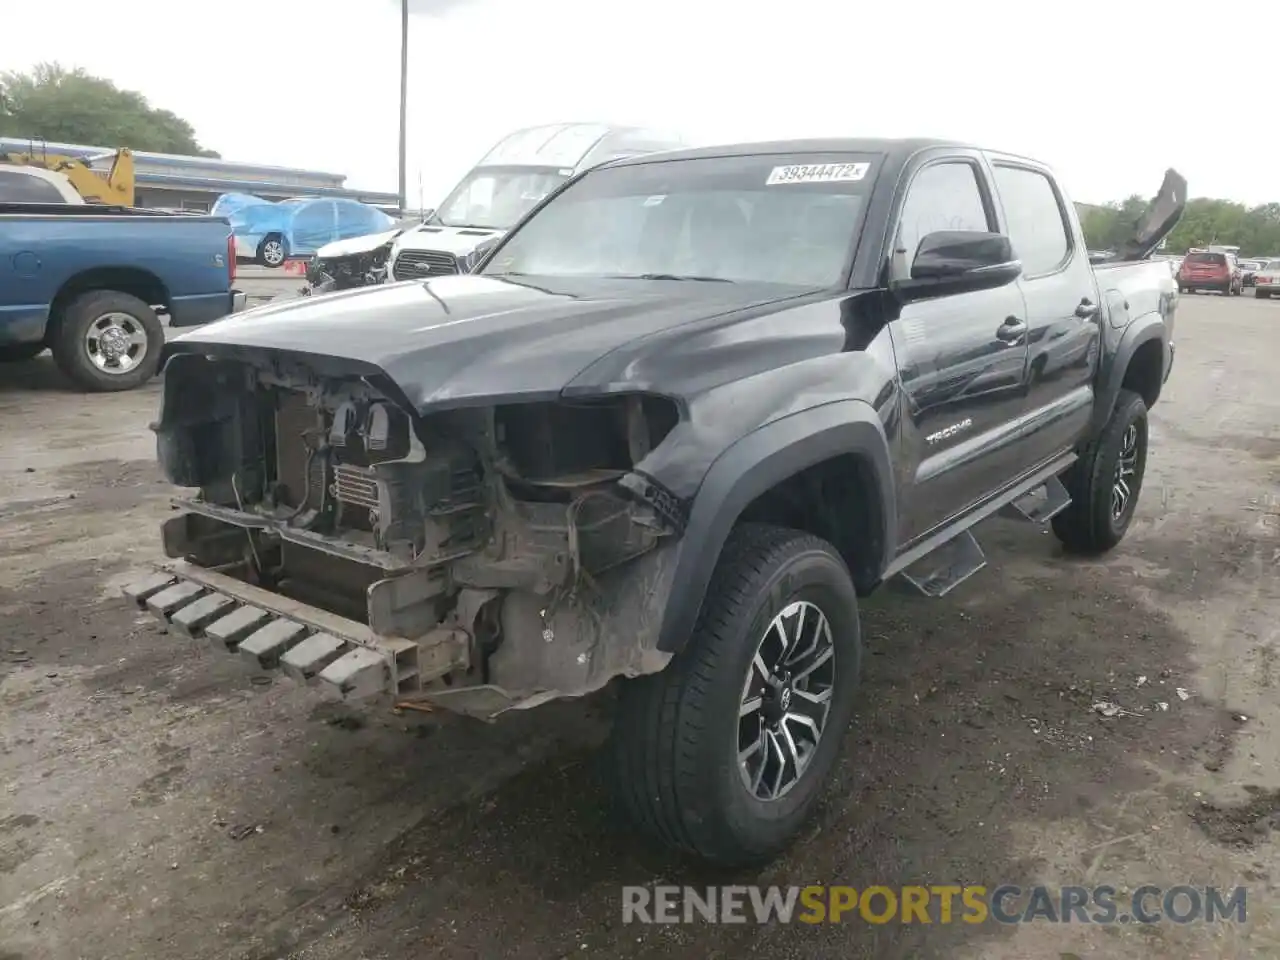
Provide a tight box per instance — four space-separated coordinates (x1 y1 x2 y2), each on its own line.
1052 388 1147 553
609 523 843 861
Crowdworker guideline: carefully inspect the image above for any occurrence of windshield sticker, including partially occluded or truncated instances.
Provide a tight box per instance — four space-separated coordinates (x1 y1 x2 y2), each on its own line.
643 195 666 207
766 162 870 185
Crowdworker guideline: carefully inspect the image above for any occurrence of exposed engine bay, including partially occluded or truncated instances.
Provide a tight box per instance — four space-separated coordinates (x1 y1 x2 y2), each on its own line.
303 243 394 294
150 352 683 715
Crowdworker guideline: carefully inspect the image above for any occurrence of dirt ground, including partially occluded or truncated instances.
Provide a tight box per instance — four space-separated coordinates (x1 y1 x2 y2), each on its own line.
0 292 1277 960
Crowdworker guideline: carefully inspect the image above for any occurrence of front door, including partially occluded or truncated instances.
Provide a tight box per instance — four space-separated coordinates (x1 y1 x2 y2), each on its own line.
888 157 1031 544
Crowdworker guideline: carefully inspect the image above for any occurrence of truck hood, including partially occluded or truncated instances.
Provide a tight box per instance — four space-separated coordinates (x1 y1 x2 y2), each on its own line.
390 223 505 259
165 274 798 413
316 228 404 259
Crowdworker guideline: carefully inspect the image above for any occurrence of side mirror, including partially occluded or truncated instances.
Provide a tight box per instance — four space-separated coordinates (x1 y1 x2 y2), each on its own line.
892 230 1022 302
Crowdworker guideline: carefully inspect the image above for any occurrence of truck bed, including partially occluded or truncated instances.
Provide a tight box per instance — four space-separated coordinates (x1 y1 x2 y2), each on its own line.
0 201 223 221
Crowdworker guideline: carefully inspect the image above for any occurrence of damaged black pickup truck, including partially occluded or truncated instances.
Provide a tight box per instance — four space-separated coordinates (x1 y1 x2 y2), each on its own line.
124 139 1181 866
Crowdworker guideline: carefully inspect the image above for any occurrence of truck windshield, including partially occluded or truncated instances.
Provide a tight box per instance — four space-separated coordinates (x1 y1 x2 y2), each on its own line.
434 166 570 230
479 153 876 287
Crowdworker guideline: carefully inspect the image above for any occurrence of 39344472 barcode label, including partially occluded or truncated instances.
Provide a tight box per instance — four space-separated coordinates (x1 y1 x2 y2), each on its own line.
766 162 871 185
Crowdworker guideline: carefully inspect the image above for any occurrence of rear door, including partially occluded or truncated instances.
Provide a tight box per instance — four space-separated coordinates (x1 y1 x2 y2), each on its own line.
888 152 1031 544
990 160 1099 466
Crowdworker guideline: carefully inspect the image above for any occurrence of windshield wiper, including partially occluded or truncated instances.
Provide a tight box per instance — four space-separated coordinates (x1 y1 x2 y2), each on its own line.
603 273 735 283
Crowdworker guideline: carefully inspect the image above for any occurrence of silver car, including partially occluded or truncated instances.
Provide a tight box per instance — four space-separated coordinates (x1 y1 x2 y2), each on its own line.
1253 259 1280 298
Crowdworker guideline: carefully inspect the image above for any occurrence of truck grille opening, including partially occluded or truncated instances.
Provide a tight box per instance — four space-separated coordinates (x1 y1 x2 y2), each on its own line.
333 463 379 511
392 250 460 281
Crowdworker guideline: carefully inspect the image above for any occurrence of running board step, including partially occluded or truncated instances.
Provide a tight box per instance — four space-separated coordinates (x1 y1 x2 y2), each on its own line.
120 565 468 703
897 529 987 598
998 476 1072 524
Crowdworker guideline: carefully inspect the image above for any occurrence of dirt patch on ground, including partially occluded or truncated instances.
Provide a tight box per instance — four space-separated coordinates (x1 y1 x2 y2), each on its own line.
1192 787 1280 848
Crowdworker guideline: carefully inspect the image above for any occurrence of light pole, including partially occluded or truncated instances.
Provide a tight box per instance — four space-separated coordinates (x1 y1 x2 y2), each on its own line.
398 0 409 212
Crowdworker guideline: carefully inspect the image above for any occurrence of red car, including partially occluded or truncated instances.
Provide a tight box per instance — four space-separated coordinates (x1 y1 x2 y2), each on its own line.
1177 251 1242 296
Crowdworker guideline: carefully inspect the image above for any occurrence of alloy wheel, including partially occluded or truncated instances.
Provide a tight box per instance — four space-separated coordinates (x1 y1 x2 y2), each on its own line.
737 599 837 801
1111 423 1140 520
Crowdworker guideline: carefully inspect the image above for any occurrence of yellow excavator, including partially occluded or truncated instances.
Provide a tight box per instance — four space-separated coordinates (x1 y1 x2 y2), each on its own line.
0 145 136 205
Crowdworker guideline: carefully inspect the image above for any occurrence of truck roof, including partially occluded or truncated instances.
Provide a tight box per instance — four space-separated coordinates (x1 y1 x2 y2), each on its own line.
608 137 1043 169
611 137 959 162
478 123 684 171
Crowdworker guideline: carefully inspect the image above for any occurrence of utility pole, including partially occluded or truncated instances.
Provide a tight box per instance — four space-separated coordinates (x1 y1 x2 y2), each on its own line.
398 0 409 213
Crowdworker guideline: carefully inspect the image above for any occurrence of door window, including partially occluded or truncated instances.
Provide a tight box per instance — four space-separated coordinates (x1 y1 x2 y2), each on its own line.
896 161 991 267
0 170 67 203
993 165 1071 277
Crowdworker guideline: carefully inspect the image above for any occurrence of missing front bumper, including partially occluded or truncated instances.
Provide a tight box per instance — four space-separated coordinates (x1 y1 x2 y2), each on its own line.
123 560 463 703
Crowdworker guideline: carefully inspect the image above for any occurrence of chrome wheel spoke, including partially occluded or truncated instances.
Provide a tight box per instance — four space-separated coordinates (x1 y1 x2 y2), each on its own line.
790 685 832 722
750 734 769 795
792 644 834 684
764 730 792 800
739 730 765 765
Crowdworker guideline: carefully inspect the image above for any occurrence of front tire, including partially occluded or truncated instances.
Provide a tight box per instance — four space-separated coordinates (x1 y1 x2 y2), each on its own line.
1256 289 1271 299
257 234 287 268
608 523 861 866
51 290 164 392
1052 389 1149 554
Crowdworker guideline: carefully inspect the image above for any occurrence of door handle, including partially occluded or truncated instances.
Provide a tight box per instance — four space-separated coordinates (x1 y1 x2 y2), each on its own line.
1076 298 1100 319
996 317 1027 344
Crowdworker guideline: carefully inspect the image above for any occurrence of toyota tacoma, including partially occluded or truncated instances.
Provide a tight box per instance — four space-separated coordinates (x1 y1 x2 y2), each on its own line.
123 139 1181 865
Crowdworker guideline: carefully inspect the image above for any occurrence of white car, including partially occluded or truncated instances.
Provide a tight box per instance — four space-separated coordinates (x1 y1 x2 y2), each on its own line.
0 164 86 203
386 123 686 282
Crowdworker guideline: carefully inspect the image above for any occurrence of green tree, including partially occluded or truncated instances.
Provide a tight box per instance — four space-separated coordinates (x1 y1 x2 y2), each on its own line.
0 63 218 157
1084 190 1280 259
1081 195 1151 252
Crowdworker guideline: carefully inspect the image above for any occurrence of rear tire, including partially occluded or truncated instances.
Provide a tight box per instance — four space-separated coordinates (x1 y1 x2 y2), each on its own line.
52 290 164 392
1052 389 1149 554
257 234 287 268
1256 289 1270 299
0 342 46 363
607 523 862 867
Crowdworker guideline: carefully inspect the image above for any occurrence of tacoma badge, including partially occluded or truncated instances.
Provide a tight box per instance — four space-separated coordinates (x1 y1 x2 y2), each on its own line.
926 418 973 445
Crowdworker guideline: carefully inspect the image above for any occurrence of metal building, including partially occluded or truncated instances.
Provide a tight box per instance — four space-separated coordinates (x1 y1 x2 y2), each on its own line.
0 137 399 211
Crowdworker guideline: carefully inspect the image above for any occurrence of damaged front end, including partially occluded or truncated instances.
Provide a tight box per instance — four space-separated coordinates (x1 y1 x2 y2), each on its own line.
127 351 684 718
303 244 394 295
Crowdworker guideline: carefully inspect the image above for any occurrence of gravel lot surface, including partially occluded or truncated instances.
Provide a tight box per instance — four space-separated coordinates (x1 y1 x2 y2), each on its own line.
0 291 1277 960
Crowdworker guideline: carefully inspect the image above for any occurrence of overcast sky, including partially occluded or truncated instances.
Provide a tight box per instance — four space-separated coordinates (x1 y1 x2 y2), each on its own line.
2 0 1268 206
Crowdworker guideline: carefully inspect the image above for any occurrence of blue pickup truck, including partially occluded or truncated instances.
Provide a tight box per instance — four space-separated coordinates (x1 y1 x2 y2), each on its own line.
0 201 244 391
